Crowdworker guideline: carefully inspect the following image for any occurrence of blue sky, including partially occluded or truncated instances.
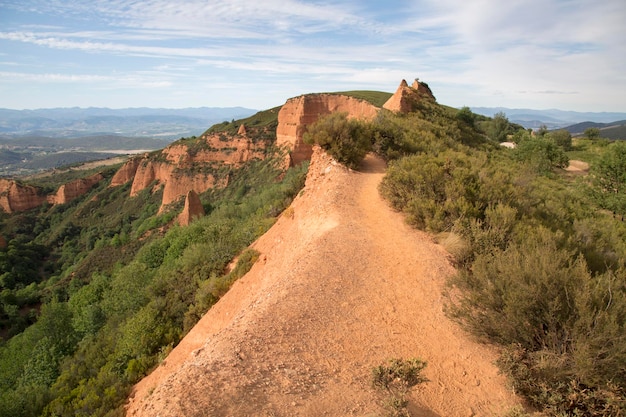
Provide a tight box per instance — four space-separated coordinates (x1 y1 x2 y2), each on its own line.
0 0 624 112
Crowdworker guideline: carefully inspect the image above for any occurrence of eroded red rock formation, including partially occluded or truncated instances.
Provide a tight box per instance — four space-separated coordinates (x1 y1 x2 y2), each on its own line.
177 190 205 226
122 133 264 211
110 158 142 187
383 78 435 113
276 94 380 166
0 179 47 213
48 173 104 205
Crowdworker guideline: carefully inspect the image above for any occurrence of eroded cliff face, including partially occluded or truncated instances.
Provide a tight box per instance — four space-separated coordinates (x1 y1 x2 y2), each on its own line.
276 94 380 166
48 173 104 205
0 179 47 213
110 158 142 187
0 172 107 213
116 128 268 212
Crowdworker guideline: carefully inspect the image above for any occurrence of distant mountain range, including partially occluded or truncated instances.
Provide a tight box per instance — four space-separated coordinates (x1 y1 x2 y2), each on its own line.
471 107 626 130
0 106 257 139
0 106 257 176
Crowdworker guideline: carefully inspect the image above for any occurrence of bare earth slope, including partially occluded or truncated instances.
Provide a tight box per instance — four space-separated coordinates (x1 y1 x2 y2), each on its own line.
126 148 521 417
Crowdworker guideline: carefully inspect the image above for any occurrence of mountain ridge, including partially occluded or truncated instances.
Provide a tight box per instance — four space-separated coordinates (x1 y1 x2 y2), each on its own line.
126 148 521 416
0 106 258 139
471 106 626 129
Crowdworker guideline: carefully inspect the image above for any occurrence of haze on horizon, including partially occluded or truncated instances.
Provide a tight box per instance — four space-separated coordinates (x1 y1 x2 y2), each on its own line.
0 0 624 113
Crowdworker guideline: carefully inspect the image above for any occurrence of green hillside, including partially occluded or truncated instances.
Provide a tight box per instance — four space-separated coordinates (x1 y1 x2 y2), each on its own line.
1 98 625 417
332 90 393 107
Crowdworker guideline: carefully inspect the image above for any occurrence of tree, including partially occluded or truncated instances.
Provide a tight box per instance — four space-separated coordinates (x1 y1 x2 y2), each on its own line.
585 127 601 140
548 129 572 150
537 125 548 137
456 106 476 126
488 112 509 142
591 141 626 218
514 133 569 174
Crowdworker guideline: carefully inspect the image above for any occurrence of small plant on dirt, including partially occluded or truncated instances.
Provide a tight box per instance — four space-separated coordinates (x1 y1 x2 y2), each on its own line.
372 358 428 417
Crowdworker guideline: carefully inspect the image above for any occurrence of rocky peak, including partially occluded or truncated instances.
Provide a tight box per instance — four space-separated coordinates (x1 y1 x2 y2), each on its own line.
383 78 435 113
237 123 247 136
412 78 435 98
177 190 205 226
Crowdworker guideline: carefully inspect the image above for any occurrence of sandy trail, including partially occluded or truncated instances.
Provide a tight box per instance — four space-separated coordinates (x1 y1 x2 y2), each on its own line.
126 149 520 416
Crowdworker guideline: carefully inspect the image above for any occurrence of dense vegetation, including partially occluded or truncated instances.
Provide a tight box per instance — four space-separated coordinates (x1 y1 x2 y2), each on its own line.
0 128 308 416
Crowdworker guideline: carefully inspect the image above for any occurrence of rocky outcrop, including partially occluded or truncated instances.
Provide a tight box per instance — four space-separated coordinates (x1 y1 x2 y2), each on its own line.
383 78 435 113
110 158 142 187
237 123 247 136
1 172 106 213
163 135 265 167
276 93 380 166
177 190 205 226
48 173 104 205
124 131 265 211
129 159 217 211
0 179 47 213
162 173 224 211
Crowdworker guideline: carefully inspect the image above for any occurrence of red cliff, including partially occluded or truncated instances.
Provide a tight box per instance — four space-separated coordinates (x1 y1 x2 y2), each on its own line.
0 179 47 213
276 94 380 166
110 158 142 187
48 173 104 205
123 131 266 211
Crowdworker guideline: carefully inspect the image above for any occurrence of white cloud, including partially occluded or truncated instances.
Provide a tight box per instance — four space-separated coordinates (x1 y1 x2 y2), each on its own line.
0 0 624 110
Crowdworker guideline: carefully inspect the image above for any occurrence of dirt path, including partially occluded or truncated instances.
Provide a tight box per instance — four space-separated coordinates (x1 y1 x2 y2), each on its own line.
126 149 521 417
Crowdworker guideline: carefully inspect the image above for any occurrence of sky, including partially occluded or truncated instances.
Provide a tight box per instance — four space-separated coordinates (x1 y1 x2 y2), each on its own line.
0 0 625 112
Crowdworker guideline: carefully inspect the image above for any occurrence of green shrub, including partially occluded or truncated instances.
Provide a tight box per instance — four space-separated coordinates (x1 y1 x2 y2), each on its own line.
372 358 428 390
372 358 428 417
514 133 569 174
380 150 485 232
303 112 372 169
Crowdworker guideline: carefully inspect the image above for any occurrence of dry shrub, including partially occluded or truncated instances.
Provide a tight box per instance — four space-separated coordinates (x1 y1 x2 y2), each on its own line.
434 231 470 262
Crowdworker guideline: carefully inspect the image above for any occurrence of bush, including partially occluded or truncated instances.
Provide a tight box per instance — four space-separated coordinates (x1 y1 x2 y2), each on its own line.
380 150 484 232
514 133 569 174
303 112 372 169
372 358 428 417
372 358 428 391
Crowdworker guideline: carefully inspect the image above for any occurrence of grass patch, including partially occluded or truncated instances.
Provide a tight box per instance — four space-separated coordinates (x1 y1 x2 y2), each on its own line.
331 90 393 107
372 358 428 417
204 106 281 135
